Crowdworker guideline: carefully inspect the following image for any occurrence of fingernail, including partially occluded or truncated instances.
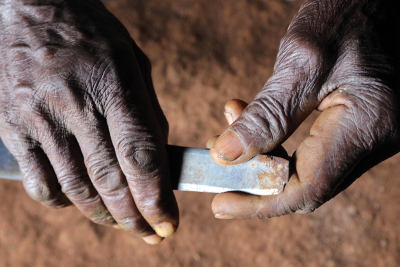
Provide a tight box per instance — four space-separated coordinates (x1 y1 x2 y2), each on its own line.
112 224 122 230
214 213 234 220
214 131 243 161
153 222 175 238
143 234 163 245
224 111 234 125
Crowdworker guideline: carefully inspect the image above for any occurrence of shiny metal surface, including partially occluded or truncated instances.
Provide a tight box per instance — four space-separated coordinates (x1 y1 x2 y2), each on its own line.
168 146 288 196
0 141 289 196
0 140 22 181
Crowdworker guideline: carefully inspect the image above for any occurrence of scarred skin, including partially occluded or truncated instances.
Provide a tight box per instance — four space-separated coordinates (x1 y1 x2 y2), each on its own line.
210 0 400 219
0 0 178 243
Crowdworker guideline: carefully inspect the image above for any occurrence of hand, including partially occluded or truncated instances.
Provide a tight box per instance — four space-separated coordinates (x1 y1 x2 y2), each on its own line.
0 0 178 244
209 0 400 219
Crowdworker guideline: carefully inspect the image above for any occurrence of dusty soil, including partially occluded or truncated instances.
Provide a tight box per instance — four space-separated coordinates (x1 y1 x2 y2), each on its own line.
1 0 400 266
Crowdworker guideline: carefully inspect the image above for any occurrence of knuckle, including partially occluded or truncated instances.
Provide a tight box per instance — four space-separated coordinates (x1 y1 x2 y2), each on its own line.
273 199 296 217
86 155 126 195
58 174 93 202
295 205 317 214
234 98 288 151
338 85 398 150
260 190 322 217
134 192 161 212
14 95 45 125
295 196 320 214
254 212 268 220
256 198 295 219
253 97 287 133
117 139 162 178
35 46 58 64
89 59 124 114
299 186 325 214
129 148 160 175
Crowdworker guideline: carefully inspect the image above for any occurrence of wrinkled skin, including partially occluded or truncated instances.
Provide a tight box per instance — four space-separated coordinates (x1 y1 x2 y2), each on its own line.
1 0 399 246
210 0 400 219
0 0 178 243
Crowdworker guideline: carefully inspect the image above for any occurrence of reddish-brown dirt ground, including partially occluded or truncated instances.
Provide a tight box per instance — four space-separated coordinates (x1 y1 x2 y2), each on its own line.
1 1 400 266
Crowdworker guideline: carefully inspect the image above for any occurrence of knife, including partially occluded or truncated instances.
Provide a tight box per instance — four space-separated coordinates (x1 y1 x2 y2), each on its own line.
0 141 289 196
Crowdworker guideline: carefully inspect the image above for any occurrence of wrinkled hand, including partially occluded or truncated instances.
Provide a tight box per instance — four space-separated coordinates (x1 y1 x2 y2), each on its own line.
209 0 400 219
0 0 178 243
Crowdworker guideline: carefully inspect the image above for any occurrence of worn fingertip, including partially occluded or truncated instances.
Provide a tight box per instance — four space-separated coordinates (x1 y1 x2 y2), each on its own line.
214 213 235 220
224 99 248 113
211 193 229 216
212 195 235 219
223 111 234 125
143 234 164 245
212 192 263 220
112 224 122 230
210 147 238 166
224 99 247 124
210 131 257 166
212 130 244 161
153 221 176 238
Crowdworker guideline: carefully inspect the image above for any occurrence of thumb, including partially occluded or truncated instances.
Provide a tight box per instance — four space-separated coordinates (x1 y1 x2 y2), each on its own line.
208 7 332 165
211 86 399 219
211 42 324 165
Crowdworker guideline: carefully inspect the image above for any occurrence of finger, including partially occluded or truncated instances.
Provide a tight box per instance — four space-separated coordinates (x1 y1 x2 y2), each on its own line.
106 95 178 238
210 36 326 165
212 85 398 219
33 125 115 226
0 131 70 208
69 114 157 238
224 99 247 125
206 100 246 148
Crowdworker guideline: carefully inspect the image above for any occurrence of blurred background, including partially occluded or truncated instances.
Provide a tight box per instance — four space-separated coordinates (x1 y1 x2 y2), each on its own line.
0 0 399 266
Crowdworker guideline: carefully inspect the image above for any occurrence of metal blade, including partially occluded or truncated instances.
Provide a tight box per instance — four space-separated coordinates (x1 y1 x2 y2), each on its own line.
167 146 289 196
0 140 21 181
0 141 289 196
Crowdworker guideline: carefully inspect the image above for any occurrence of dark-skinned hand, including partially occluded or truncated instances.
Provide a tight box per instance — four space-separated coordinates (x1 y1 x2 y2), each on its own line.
0 0 178 244
210 0 400 219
